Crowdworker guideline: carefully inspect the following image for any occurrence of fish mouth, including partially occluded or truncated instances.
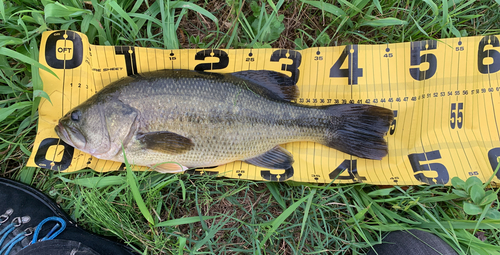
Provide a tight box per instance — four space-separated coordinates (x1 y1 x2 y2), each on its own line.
54 122 81 148
55 122 71 145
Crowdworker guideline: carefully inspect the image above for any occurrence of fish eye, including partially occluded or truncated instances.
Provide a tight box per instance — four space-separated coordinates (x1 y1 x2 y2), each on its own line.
70 110 81 122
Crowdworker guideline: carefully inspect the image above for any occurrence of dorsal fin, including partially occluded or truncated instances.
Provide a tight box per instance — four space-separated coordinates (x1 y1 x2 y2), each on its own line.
230 70 299 102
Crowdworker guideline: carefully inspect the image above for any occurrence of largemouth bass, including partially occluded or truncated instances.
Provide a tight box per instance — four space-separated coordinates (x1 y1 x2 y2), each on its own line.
55 70 394 173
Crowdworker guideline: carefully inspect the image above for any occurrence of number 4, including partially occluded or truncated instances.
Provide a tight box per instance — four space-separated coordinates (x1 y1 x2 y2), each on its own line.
330 45 363 85
329 160 366 181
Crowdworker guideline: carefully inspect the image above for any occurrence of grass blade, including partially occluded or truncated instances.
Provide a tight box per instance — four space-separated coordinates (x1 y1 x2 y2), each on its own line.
63 176 127 188
106 1 139 37
154 216 219 227
359 17 408 27
300 0 346 17
372 0 382 14
0 35 24 47
299 188 316 239
0 101 31 123
259 189 314 248
177 236 186 255
266 182 286 209
170 1 218 26
123 147 154 225
44 2 91 18
0 47 58 78
192 214 230 251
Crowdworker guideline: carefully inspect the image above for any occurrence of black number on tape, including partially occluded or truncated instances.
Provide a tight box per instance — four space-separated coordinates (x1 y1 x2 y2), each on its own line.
478 35 500 74
194 49 229 71
270 50 302 84
117 163 127 171
408 150 449 184
261 167 294 182
34 138 74 171
389 110 398 135
329 160 366 181
115 46 137 76
410 40 437 81
45 31 83 69
488 147 500 179
450 103 463 129
329 45 363 85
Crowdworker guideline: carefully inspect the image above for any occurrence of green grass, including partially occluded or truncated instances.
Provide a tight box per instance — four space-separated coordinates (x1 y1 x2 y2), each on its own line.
1 0 500 254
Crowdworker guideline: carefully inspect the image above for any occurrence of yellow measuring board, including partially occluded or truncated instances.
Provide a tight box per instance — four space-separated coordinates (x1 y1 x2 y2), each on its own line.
28 30 500 186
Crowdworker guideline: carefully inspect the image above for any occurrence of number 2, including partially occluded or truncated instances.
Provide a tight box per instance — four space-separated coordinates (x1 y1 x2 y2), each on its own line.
194 49 229 71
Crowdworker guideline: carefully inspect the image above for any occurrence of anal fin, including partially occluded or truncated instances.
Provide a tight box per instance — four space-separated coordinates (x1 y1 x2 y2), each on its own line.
244 146 294 170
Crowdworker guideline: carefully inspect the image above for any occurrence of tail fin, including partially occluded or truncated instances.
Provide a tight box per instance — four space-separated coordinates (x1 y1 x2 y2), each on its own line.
324 104 394 160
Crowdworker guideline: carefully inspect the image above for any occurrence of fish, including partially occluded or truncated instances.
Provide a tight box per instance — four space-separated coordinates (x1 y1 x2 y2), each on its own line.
55 69 394 173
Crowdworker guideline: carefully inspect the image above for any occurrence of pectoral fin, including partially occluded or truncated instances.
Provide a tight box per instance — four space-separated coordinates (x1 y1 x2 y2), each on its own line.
244 146 294 170
137 131 194 154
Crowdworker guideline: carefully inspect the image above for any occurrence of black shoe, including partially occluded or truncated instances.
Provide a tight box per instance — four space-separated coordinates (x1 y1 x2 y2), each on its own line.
0 177 137 255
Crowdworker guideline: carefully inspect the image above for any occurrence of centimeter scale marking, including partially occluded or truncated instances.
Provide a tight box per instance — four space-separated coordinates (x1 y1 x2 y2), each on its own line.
28 30 500 186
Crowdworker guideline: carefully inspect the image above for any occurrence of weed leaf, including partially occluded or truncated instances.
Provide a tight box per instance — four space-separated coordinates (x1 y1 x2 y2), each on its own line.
470 184 486 205
463 201 483 215
452 189 469 198
451 177 466 190
479 192 498 206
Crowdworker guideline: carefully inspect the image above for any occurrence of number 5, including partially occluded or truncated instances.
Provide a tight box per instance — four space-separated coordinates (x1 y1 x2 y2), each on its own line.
450 103 463 129
408 150 449 184
409 40 437 81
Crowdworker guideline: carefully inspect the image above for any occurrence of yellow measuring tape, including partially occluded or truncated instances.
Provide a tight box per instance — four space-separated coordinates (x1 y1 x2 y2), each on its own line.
28 30 500 186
